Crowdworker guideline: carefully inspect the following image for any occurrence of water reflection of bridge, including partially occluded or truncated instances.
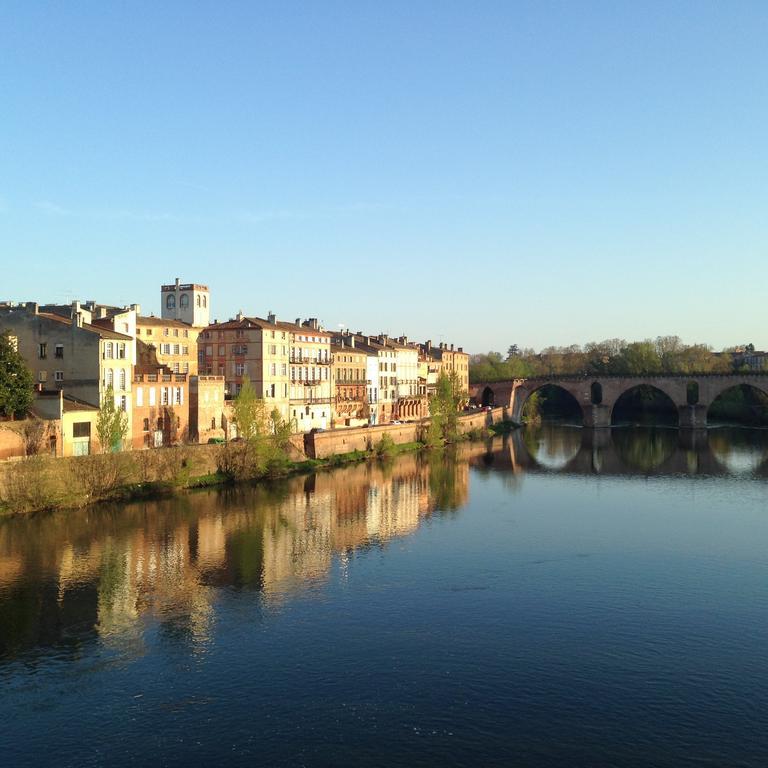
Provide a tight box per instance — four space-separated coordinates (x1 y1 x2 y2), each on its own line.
464 428 768 478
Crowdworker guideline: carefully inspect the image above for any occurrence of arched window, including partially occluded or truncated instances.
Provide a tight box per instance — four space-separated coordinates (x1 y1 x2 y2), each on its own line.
591 381 603 405
180 293 189 309
106 369 114 388
166 294 176 309
119 368 126 391
196 295 201 307
202 295 207 308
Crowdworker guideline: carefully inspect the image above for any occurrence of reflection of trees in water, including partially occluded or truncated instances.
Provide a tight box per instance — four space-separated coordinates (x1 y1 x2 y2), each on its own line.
708 428 768 475
611 428 677 471
425 449 464 513
523 423 582 469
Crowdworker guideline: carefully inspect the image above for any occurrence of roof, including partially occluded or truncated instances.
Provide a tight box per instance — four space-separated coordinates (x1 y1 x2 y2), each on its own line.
137 315 191 329
205 316 331 337
37 312 133 341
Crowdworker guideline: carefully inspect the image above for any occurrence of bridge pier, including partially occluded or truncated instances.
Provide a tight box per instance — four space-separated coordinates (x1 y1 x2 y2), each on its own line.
678 404 708 429
583 404 612 428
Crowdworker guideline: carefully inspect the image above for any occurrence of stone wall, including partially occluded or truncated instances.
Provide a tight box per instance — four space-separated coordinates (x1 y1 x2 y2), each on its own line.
306 406 510 459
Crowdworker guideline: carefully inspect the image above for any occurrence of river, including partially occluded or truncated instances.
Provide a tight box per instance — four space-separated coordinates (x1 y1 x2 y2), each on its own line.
2 426 768 767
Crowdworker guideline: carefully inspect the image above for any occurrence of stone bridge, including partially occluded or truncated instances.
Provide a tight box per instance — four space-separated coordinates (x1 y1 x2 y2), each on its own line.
471 374 768 428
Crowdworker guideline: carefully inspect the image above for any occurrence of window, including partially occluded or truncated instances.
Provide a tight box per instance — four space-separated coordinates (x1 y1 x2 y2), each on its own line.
182 345 189 355
202 296 207 308
196 295 201 307
136 387 143 407
106 369 114 388
54 370 64 382
270 363 277 376
269 344 277 354
104 342 113 359
218 345 225 356
38 343 47 359
119 369 126 391
117 343 126 359
281 364 287 376
119 395 127 412
149 387 156 406
183 330 189 338
55 344 64 359
173 344 180 355
164 328 169 336
175 387 182 405
166 294 176 309
147 329 153 336
180 293 189 309
235 363 246 376
73 422 91 438
143 418 150 431
161 387 169 405
174 328 179 337
173 362 180 373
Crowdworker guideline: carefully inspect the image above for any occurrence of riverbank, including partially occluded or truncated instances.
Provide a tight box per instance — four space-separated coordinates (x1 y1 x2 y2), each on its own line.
0 407 514 516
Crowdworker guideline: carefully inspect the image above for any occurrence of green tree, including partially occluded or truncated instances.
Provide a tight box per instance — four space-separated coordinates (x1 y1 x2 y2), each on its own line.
0 331 34 420
427 370 465 444
96 385 128 452
222 377 294 478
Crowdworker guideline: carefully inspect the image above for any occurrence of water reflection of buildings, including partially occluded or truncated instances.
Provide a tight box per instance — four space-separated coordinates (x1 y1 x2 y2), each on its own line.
0 454 469 660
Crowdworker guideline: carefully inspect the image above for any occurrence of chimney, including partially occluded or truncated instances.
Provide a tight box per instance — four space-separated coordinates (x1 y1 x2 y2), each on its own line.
175 277 180 289
350 336 355 348
295 318 301 326
267 311 276 324
425 340 432 351
450 343 454 351
236 310 244 321
458 347 463 353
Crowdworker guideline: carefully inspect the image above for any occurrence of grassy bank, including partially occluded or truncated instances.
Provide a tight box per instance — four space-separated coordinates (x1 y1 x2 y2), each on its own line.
0 425 518 517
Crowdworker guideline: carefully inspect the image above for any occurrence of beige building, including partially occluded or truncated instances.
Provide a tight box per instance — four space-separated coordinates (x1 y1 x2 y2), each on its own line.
0 302 135 444
331 338 369 427
419 340 470 400
189 375 228 443
31 391 100 456
200 313 292 422
135 316 199 375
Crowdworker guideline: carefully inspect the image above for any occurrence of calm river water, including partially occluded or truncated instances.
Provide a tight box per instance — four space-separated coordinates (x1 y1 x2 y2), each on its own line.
3 426 768 767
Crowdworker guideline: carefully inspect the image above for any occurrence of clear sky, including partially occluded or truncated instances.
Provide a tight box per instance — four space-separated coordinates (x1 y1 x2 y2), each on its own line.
1 1 766 354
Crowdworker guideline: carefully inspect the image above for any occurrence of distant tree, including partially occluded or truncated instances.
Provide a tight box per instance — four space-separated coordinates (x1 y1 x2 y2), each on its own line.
506 344 520 359
0 331 34 420
96 386 128 452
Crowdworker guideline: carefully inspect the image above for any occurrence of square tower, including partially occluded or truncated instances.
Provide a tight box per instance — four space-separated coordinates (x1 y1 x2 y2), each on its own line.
160 278 210 328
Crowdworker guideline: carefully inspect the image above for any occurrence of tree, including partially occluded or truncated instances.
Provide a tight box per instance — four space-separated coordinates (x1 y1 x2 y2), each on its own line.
221 376 294 478
506 344 520 359
0 331 34 420
427 370 465 444
96 385 128 452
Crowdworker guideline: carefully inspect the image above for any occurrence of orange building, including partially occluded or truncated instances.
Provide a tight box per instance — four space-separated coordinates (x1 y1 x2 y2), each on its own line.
132 369 189 448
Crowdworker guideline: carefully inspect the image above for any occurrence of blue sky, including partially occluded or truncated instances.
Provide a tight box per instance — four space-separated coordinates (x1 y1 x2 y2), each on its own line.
1 1 766 353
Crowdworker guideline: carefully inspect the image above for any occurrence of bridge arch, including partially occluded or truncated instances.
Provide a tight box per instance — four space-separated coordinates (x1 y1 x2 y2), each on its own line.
707 382 768 426
513 382 584 425
611 383 680 426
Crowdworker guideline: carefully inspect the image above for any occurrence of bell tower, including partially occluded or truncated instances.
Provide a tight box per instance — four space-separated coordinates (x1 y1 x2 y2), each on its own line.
160 278 210 327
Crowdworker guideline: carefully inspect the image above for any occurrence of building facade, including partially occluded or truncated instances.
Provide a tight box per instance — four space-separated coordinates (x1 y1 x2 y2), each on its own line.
135 316 199 375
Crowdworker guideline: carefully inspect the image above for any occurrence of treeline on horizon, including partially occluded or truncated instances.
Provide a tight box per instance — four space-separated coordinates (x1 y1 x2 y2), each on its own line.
470 337 756 383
